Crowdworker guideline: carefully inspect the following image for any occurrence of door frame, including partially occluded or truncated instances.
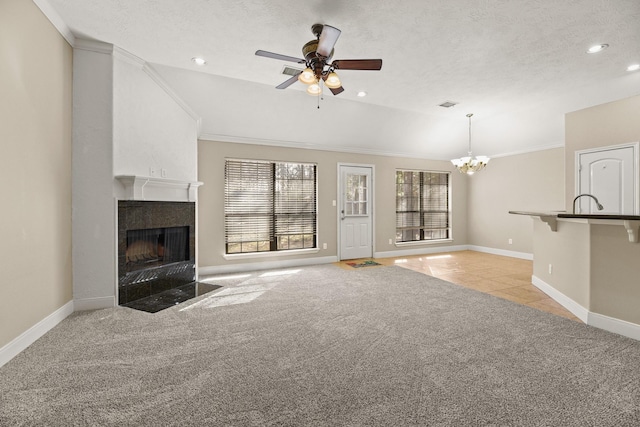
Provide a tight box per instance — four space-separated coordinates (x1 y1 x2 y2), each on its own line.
574 142 639 214
337 163 375 260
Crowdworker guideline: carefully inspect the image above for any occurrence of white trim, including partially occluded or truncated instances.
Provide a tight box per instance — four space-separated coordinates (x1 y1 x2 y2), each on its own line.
223 247 320 260
73 38 114 55
588 312 640 341
143 64 201 124
199 256 338 277
395 239 454 248
0 300 74 368
112 45 146 67
374 244 468 259
74 296 115 311
488 143 565 159
201 133 445 161
532 275 640 340
32 0 76 46
199 134 564 162
531 275 589 323
467 245 533 260
115 175 203 202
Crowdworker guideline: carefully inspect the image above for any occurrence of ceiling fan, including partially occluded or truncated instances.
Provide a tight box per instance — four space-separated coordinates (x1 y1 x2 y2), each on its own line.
255 23 383 96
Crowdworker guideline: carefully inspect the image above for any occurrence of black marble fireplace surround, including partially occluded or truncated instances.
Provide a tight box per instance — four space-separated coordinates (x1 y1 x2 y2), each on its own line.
118 200 207 312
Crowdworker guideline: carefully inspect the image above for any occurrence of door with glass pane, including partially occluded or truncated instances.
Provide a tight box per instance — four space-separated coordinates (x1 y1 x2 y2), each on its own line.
339 165 373 260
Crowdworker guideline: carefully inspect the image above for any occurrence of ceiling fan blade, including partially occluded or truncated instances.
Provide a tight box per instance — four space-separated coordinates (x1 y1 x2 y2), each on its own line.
328 85 345 96
276 73 301 89
316 25 341 57
255 50 305 64
332 59 383 70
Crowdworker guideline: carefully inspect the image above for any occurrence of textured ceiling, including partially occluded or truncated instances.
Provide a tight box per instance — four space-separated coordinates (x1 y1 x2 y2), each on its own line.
43 0 640 159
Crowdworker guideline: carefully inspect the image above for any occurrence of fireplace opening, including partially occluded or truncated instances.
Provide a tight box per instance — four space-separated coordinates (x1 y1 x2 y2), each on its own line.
125 226 189 272
118 200 203 311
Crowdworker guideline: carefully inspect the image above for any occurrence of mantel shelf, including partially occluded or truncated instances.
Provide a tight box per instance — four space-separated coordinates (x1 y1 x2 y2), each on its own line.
115 175 203 202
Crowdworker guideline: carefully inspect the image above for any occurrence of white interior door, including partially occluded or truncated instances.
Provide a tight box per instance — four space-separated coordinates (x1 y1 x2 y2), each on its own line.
339 165 373 260
577 144 637 214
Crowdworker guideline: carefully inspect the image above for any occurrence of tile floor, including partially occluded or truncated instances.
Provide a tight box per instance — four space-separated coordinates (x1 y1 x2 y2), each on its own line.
336 250 580 322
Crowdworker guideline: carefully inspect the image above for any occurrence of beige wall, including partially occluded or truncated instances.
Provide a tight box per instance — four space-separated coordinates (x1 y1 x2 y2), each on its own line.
590 224 640 324
565 94 640 211
0 0 73 347
198 140 468 269
468 148 565 254
532 219 590 308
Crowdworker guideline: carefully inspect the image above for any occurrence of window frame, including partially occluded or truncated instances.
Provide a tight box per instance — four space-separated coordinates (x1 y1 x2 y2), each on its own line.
224 158 319 257
395 169 452 245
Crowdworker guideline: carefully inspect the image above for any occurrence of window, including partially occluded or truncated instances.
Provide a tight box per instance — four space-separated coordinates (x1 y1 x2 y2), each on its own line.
395 170 450 243
225 159 317 254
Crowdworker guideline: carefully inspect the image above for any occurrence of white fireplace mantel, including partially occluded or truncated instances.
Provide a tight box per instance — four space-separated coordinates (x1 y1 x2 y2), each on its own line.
115 175 203 202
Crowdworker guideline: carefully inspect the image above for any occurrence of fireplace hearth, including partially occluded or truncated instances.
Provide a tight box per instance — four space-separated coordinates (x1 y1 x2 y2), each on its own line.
118 200 202 310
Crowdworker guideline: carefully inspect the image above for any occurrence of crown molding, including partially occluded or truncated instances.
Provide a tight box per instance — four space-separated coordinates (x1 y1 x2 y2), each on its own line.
198 133 433 160
33 0 75 46
489 142 565 159
74 38 114 55
199 133 565 161
143 64 201 124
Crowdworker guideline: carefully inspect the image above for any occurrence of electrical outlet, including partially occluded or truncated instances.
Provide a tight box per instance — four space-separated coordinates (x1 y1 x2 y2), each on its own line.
161 169 167 178
548 264 553 274
508 238 513 245
389 238 393 245
323 243 327 250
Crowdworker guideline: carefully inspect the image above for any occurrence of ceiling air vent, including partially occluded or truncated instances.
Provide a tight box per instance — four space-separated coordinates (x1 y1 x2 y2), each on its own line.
439 101 458 108
282 66 303 76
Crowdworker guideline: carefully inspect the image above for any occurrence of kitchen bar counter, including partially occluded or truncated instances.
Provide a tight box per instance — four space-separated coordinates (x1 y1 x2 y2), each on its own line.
509 211 640 242
510 210 640 340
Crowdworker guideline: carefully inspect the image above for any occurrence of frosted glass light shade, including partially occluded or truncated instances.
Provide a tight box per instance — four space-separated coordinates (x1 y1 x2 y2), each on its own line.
325 72 341 89
298 68 316 84
307 83 321 95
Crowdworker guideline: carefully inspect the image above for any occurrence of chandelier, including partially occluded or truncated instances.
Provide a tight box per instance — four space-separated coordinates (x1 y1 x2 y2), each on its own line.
451 113 490 175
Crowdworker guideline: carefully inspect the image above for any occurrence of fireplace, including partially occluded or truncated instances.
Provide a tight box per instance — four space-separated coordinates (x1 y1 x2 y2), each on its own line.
125 226 190 270
118 201 196 308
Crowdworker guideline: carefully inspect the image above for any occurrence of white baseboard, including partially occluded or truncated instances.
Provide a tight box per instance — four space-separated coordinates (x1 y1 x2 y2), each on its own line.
199 255 338 277
74 296 115 311
531 275 589 322
467 245 533 260
0 300 74 368
532 275 640 341
588 312 640 341
374 245 469 259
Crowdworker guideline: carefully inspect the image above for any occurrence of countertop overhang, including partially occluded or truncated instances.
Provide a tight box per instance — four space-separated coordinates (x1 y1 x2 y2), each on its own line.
509 211 640 242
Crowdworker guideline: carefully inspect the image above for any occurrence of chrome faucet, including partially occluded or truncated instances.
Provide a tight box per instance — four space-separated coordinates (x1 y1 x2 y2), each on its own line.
573 194 604 214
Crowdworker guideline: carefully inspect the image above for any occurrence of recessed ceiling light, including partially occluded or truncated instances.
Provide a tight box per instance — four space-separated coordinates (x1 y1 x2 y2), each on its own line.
357 91 367 97
192 57 207 66
627 64 640 72
587 44 609 54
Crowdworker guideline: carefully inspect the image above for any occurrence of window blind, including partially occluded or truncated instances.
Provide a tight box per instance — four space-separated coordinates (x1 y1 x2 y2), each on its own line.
396 170 450 242
225 160 317 254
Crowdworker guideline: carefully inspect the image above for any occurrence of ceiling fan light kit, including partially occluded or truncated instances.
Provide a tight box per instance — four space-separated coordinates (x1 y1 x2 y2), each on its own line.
255 23 382 100
451 113 491 175
298 67 316 84
306 82 322 95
